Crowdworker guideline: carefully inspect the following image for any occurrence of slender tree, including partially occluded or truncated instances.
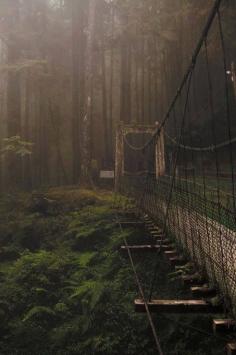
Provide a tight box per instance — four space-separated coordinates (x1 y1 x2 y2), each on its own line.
6 1 22 189
80 0 96 183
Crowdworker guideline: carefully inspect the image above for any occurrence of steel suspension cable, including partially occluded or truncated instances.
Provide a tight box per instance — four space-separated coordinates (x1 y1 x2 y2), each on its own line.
125 0 223 152
165 132 236 152
114 195 164 355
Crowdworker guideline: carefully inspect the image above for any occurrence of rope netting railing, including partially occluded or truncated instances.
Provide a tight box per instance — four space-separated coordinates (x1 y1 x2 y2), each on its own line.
119 0 236 319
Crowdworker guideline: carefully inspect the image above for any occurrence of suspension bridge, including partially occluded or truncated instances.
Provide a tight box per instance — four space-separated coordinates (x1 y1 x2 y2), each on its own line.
115 0 236 353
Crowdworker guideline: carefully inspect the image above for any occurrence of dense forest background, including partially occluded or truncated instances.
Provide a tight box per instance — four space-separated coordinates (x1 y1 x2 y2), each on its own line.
0 2 236 354
0 0 235 190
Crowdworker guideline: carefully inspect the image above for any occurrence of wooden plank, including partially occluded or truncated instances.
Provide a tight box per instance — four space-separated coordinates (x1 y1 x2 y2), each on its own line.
191 286 216 298
145 223 161 231
151 235 166 240
144 219 152 224
160 244 175 251
144 220 154 224
143 216 152 220
121 244 172 252
164 250 178 258
182 273 206 286
121 245 160 252
134 299 222 313
155 238 170 244
147 227 161 232
151 235 165 239
147 224 160 229
157 243 171 249
227 343 236 355
150 230 163 236
213 319 236 333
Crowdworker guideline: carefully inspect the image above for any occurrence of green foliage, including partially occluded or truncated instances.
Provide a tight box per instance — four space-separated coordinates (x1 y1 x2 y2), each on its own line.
168 262 195 281
0 188 227 354
23 306 56 322
1 136 33 157
68 280 106 309
79 251 96 267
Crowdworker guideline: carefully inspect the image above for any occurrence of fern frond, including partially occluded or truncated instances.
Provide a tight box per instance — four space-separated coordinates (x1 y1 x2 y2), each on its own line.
23 306 56 322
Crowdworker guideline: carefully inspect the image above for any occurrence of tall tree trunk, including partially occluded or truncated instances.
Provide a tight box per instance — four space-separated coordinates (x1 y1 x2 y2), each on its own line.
49 102 68 185
71 0 81 183
80 0 96 183
109 3 115 165
100 10 109 167
23 70 32 190
38 1 49 186
134 43 140 123
231 62 236 101
6 1 21 189
71 0 86 183
153 36 159 123
141 37 145 123
126 43 131 123
120 14 131 124
120 37 127 123
147 40 152 124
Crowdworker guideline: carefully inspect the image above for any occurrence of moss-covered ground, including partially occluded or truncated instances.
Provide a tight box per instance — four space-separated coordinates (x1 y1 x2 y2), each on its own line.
0 187 233 354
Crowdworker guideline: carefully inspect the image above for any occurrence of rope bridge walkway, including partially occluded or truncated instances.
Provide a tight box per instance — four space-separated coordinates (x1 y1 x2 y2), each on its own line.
115 0 236 353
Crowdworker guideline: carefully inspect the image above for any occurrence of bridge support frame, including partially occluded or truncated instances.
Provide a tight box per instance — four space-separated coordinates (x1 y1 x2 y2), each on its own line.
115 121 165 191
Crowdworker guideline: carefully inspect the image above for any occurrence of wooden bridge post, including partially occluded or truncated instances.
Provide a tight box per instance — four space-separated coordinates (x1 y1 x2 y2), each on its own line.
155 124 165 178
115 122 165 190
115 121 124 192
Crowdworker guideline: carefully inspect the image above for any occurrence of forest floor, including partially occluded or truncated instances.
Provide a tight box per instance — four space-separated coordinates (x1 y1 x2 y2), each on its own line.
0 187 232 354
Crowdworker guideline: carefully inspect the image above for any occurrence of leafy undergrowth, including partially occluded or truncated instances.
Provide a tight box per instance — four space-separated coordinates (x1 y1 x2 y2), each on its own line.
0 188 230 354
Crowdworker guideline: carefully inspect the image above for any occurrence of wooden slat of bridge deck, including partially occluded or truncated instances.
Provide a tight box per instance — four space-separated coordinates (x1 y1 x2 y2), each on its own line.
164 250 178 257
191 286 216 298
121 244 172 252
213 319 236 333
135 299 223 313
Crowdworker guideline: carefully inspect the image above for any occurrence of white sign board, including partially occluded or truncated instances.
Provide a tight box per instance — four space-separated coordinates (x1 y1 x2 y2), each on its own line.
100 170 115 179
